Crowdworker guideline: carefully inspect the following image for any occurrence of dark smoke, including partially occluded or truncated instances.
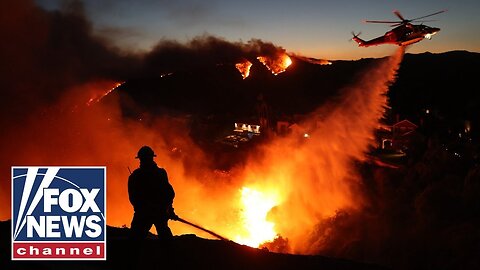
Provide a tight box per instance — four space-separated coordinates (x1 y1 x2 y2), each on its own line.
142 35 287 76
0 1 285 122
0 0 138 126
0 1 139 221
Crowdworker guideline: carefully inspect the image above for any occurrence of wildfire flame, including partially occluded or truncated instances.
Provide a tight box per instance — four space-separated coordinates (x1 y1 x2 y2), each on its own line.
235 60 253 79
86 82 124 106
235 187 280 247
257 54 292 75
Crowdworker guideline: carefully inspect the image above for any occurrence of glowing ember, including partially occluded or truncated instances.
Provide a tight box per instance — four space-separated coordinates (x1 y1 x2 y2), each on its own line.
86 82 124 106
257 54 292 75
235 60 253 79
160 72 173 78
235 187 279 247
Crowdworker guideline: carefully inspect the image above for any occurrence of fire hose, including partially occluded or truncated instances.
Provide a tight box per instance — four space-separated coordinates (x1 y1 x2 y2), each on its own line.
174 216 230 242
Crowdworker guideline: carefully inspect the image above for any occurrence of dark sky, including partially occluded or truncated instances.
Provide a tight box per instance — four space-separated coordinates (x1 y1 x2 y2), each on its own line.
36 0 480 60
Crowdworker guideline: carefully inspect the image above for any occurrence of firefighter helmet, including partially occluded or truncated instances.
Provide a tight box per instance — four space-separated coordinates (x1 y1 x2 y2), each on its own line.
135 145 157 159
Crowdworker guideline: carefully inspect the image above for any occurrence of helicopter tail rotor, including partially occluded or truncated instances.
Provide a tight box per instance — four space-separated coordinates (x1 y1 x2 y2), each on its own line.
350 31 365 46
349 31 362 42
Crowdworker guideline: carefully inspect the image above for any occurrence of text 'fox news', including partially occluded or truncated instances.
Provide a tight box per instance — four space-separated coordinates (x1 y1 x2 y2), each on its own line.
11 167 106 260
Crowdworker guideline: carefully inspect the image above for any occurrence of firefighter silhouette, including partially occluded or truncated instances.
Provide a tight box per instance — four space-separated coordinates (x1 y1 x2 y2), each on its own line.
128 145 178 240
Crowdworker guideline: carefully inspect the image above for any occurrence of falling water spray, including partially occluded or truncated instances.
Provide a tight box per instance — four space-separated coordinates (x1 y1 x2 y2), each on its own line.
230 47 406 254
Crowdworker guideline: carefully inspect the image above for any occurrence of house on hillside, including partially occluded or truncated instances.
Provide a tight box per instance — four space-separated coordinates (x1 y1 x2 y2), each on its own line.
380 119 418 151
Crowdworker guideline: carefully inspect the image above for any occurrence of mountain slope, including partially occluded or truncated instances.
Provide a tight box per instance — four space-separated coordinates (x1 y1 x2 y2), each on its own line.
0 221 387 270
114 51 480 123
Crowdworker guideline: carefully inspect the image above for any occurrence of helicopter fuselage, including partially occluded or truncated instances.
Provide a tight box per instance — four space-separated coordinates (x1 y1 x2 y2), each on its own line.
353 23 440 47
390 24 440 46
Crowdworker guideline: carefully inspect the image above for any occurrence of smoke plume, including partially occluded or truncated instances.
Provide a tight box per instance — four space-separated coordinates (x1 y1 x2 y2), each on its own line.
143 35 289 76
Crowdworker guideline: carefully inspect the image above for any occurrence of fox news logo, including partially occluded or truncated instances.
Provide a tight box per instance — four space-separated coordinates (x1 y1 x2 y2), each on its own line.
11 167 106 260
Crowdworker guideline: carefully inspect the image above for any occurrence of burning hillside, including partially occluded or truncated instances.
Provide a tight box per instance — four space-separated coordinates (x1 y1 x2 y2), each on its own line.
142 35 295 79
235 60 253 79
257 53 293 75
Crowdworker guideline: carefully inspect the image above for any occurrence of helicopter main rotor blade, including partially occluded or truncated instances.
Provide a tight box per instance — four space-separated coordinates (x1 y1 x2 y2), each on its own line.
393 10 406 21
415 20 437 23
410 9 447 21
364 20 402 24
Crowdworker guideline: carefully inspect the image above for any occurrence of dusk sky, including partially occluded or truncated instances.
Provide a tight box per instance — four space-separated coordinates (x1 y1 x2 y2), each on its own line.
36 0 480 60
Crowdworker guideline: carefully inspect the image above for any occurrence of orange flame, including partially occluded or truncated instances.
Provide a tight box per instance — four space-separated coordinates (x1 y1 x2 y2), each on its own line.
257 54 292 75
235 60 253 79
234 187 280 246
86 82 124 106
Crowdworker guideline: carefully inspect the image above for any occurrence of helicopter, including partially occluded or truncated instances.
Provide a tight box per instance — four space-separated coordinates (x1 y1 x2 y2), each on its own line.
351 10 446 47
